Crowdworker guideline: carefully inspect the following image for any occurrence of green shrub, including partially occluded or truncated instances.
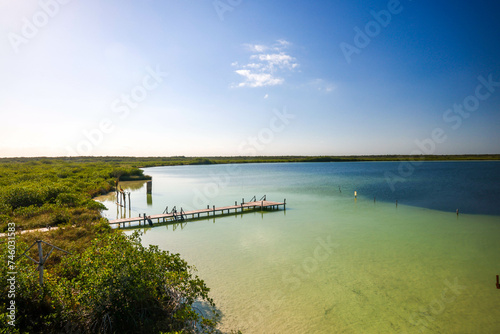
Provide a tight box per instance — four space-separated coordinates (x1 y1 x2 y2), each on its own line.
0 184 68 210
13 205 41 218
91 218 112 234
0 203 12 215
44 184 69 203
1 185 46 209
0 232 220 334
57 232 218 333
55 193 81 207
189 158 214 165
84 199 107 211
0 240 62 333
73 211 102 225
0 214 10 232
50 209 71 226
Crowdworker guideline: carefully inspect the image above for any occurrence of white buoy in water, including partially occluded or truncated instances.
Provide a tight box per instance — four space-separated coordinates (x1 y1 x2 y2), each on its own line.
354 191 357 198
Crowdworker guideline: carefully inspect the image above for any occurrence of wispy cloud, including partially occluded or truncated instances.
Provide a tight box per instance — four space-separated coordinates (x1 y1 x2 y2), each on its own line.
234 70 283 87
243 43 268 53
307 79 337 93
233 40 298 88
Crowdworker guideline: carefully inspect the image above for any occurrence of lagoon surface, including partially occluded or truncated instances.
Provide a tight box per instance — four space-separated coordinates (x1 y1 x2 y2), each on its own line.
98 162 500 333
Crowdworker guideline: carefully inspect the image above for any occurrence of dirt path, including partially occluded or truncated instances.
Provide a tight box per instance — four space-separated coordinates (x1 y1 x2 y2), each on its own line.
0 226 59 238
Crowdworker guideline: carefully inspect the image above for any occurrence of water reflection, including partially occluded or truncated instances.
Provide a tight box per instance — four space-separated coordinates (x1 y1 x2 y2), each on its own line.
139 221 188 233
122 180 149 191
94 180 149 219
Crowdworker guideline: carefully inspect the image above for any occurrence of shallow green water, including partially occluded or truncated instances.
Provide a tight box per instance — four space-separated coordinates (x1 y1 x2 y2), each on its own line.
99 163 500 333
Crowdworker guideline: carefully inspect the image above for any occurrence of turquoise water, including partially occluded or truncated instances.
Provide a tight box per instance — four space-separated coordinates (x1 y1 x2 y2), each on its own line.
98 162 500 333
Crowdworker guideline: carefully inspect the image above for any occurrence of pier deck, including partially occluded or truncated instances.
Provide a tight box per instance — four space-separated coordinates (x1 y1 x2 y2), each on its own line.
108 199 286 228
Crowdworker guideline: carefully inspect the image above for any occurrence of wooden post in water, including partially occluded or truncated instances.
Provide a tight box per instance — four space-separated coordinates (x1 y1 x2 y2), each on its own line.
146 181 152 194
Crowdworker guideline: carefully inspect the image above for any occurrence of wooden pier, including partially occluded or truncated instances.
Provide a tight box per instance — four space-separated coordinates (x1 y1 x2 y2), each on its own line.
108 197 286 229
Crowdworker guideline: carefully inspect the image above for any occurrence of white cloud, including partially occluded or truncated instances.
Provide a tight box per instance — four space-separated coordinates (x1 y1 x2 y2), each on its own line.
275 39 291 49
244 43 269 53
244 63 263 69
235 70 284 88
264 94 269 99
251 53 298 71
232 39 298 88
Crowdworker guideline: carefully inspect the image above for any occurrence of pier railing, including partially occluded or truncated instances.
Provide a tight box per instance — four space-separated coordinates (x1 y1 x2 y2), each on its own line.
108 196 286 229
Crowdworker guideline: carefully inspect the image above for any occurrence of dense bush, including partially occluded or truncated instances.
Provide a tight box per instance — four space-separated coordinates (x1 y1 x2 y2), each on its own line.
0 239 59 334
58 232 219 333
55 193 81 207
1 185 47 209
0 232 220 334
0 159 149 231
13 204 44 218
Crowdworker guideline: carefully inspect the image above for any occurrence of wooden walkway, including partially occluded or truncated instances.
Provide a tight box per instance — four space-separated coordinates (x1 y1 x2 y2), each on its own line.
108 199 286 229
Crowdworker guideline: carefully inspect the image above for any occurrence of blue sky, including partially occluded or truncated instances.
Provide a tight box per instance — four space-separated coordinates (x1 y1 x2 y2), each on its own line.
1 0 499 157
